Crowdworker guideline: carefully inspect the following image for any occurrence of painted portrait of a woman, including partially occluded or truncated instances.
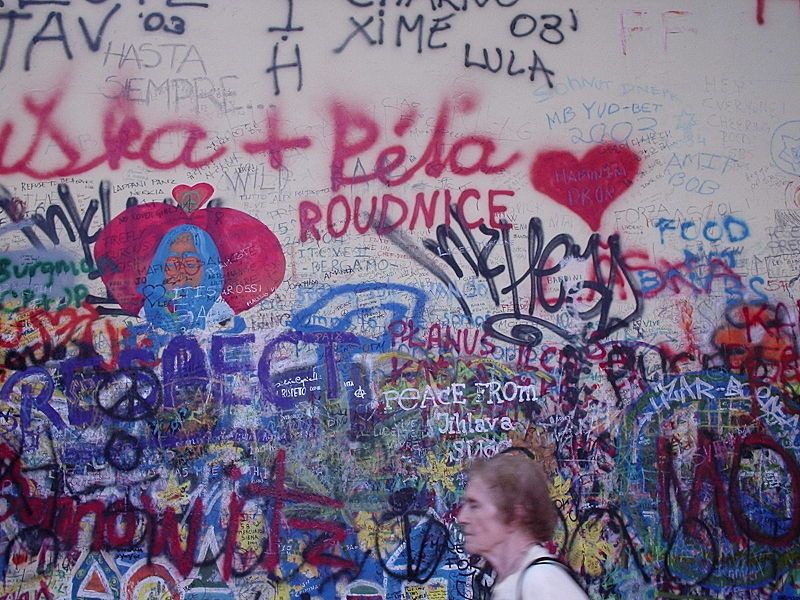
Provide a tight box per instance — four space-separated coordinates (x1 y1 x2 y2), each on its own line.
140 224 234 333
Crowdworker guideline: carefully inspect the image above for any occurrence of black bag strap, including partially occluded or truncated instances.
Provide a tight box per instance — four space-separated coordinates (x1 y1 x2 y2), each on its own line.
516 556 589 600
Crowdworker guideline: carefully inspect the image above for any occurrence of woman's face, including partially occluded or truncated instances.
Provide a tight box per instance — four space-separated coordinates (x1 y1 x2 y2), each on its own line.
163 232 204 290
459 475 512 556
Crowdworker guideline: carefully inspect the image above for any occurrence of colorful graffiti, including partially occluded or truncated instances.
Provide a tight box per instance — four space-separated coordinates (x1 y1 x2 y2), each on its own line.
0 1 798 599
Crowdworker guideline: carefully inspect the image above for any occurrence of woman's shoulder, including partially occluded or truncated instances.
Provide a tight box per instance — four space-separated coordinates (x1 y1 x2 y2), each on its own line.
491 545 555 600
517 546 589 600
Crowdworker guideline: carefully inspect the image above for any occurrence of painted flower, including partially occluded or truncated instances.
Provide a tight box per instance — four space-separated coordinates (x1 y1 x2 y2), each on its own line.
568 517 614 577
153 473 191 510
550 474 573 509
354 511 401 554
417 452 460 493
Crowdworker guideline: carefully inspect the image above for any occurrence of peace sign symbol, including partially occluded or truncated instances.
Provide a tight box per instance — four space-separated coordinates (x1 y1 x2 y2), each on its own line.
95 368 162 422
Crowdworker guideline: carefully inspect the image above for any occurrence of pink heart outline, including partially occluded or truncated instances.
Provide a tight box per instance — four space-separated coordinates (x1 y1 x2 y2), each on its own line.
171 183 215 212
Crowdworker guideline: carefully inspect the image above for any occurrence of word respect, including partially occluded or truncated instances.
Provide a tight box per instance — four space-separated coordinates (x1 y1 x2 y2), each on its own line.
4 330 362 429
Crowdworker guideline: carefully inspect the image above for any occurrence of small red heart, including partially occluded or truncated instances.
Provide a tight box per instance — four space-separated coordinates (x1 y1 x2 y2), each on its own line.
11 552 28 566
171 183 214 211
530 144 640 231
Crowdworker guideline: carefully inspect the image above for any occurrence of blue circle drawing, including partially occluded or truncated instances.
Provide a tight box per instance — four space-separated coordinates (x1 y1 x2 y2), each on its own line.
770 120 800 176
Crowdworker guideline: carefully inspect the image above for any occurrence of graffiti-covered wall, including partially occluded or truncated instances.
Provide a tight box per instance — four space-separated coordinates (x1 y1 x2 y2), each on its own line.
0 1 798 598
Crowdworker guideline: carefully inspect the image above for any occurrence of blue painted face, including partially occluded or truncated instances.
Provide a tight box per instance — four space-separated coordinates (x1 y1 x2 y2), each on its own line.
140 224 225 332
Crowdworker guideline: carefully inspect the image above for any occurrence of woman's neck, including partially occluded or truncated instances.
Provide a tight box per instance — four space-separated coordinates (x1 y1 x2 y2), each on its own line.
486 534 540 582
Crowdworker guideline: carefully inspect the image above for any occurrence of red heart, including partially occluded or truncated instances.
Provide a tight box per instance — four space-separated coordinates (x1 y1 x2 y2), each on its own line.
171 183 214 211
530 144 640 231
